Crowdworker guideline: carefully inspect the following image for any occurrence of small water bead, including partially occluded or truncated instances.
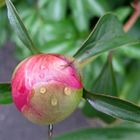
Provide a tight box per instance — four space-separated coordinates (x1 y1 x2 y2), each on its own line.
64 87 71 96
40 65 46 70
39 73 45 79
51 97 58 106
48 124 53 140
40 87 47 94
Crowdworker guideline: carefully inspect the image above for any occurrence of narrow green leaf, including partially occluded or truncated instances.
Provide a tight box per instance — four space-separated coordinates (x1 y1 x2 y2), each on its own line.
0 83 12 104
82 56 106 90
74 13 140 62
118 43 140 59
121 60 140 104
38 0 49 8
82 54 117 123
114 6 132 22
84 90 140 123
5 0 40 54
46 0 67 21
93 53 118 96
82 100 115 123
69 0 89 33
55 127 140 140
84 0 107 16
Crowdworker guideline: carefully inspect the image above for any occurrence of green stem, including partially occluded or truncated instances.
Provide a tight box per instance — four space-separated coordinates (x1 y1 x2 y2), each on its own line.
123 0 140 32
48 124 53 140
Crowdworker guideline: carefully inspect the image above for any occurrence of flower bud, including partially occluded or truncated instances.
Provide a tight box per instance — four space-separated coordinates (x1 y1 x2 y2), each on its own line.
12 54 83 125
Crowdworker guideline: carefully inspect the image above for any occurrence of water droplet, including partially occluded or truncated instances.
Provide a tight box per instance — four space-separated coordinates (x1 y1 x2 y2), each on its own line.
48 124 53 140
40 87 47 94
51 97 58 106
39 73 45 79
40 65 45 70
64 87 71 95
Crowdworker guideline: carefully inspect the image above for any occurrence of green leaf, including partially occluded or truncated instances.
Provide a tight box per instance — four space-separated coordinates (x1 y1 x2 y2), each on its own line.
83 90 140 123
128 18 140 39
74 13 140 62
93 53 118 96
0 8 8 47
84 0 107 16
0 83 12 104
82 55 106 90
114 6 132 22
120 60 140 104
82 100 115 123
82 55 117 123
5 0 40 54
69 0 89 33
46 0 67 21
54 127 140 140
118 43 140 59
38 0 49 8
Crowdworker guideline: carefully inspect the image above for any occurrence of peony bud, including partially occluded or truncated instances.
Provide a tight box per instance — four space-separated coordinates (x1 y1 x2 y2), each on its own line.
12 54 83 125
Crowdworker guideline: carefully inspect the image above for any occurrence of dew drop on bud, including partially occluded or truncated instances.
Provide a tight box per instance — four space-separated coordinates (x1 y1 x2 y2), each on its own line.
39 73 45 79
40 86 47 94
40 65 45 70
64 87 71 96
51 97 58 106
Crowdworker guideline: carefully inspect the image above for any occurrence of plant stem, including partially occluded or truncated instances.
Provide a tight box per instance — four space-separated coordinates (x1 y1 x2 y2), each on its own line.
123 0 140 32
48 124 53 140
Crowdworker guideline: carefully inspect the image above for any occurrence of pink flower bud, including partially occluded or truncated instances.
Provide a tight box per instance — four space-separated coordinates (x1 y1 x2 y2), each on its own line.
12 54 83 125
